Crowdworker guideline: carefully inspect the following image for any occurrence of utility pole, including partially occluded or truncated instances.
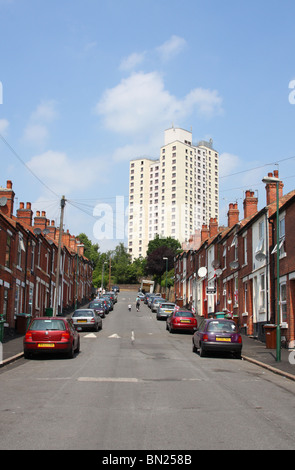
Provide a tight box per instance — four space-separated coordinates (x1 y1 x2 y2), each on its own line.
53 196 66 316
108 255 111 292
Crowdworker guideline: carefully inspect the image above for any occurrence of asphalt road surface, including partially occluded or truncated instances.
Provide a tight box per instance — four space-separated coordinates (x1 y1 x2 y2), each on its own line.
0 293 295 450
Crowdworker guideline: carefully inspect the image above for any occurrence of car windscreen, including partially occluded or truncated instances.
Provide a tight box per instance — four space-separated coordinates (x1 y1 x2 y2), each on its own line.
29 319 66 331
161 304 175 309
72 310 94 318
89 302 103 308
207 320 237 332
175 311 194 318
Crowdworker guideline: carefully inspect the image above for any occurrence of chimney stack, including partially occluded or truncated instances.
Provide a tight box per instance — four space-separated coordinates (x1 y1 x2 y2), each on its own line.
201 224 209 242
0 180 15 218
209 217 218 238
265 170 284 205
34 210 48 231
17 202 33 227
243 190 258 219
227 203 239 228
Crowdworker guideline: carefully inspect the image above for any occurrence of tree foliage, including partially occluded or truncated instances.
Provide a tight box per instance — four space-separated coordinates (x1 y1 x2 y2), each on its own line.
78 233 181 288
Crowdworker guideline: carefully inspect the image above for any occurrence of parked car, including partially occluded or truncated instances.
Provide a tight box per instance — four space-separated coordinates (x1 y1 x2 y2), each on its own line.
104 292 117 304
144 292 153 304
72 309 103 332
156 302 176 320
166 309 197 334
112 285 120 293
192 318 242 358
101 298 112 312
89 300 108 317
151 297 165 312
24 317 80 359
100 296 114 311
148 294 161 308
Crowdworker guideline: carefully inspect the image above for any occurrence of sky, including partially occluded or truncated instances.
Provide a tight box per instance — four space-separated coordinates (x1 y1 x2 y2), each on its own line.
1 0 295 252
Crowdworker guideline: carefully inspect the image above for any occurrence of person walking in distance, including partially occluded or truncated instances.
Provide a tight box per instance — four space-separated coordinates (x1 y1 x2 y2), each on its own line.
136 297 140 311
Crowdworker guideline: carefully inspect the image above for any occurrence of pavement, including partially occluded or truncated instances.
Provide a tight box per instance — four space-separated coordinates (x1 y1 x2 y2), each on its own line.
1 326 295 382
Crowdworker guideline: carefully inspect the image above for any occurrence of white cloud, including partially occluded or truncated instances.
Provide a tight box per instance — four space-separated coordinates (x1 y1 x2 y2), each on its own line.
219 152 241 178
156 35 187 62
96 71 222 136
23 124 49 147
31 100 58 123
23 100 58 147
26 150 103 195
119 52 146 71
0 118 9 136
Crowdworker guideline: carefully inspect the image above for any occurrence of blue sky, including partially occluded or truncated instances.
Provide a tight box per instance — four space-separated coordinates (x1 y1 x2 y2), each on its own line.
1 0 295 252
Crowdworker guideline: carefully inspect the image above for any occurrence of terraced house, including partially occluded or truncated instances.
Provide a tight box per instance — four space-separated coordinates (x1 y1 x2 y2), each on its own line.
174 170 295 349
0 180 93 332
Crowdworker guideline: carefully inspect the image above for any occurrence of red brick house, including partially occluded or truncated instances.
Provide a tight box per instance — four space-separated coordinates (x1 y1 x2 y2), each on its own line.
0 180 93 332
174 170 295 348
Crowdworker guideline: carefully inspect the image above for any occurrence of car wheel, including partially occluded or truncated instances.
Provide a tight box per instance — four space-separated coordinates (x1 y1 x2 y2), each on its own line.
75 337 80 353
199 342 206 357
67 342 75 359
192 340 198 353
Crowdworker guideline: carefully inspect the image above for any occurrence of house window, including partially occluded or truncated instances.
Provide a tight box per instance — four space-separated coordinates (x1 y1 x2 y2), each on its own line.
222 244 227 269
259 273 265 311
280 282 287 323
244 282 248 313
5 233 12 268
271 215 286 257
3 289 8 320
243 235 247 265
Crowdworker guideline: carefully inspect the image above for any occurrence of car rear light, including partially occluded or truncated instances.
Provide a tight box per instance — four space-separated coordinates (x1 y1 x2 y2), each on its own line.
203 334 209 342
25 332 32 341
90 318 95 323
238 335 242 344
61 332 70 341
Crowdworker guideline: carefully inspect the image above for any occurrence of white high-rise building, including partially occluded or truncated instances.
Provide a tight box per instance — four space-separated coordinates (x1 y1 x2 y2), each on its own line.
127 127 219 259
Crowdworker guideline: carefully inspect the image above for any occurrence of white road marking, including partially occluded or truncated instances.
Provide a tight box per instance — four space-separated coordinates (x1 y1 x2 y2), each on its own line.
84 333 97 338
108 334 121 338
78 377 143 383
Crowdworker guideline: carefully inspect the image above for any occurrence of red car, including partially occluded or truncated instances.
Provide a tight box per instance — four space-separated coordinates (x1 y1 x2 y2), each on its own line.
24 317 80 359
166 309 197 334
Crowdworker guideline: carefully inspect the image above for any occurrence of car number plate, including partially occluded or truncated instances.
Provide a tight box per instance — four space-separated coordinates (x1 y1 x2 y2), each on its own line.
77 319 87 323
216 337 231 342
180 320 190 323
38 343 55 348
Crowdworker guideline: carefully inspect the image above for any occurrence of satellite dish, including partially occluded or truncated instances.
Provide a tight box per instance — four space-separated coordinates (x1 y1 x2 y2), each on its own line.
33 227 42 235
0 196 7 206
255 252 266 262
43 228 50 235
212 259 220 268
229 261 239 270
198 267 207 278
215 268 222 277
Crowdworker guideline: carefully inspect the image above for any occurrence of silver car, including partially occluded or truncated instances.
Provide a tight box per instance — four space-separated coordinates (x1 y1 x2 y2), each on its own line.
156 302 176 320
72 309 103 332
151 297 165 312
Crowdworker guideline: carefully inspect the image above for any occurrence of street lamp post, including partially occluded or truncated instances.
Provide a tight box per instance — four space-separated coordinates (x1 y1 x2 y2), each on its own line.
101 261 107 292
163 257 168 300
262 175 281 362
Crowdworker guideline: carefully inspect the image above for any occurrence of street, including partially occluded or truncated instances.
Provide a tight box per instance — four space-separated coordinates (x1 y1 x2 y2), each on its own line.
0 293 295 450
